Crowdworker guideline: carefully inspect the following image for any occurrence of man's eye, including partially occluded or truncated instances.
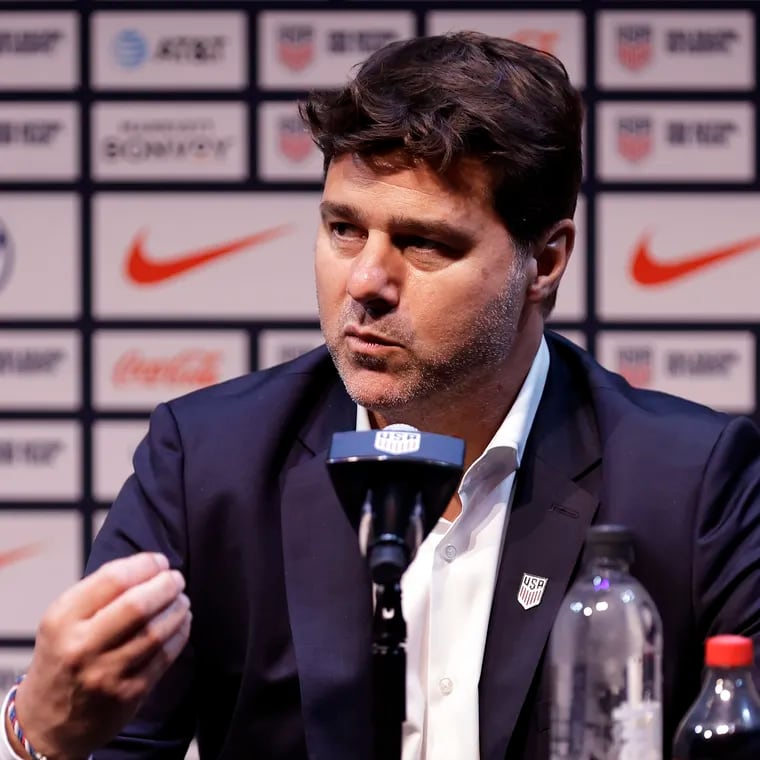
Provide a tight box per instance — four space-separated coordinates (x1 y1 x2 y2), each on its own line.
331 222 363 238
408 237 439 251
398 235 449 254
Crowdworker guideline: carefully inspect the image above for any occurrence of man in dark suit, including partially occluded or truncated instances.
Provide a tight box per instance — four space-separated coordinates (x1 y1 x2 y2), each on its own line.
5 31 760 760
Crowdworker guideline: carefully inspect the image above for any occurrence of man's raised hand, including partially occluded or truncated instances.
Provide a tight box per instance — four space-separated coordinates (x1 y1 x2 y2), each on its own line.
7 552 191 760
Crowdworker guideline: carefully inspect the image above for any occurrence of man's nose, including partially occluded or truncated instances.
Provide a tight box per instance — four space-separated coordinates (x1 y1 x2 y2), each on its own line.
346 234 401 313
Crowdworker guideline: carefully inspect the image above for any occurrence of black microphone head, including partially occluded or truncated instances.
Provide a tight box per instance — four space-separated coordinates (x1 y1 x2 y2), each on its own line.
326 426 465 579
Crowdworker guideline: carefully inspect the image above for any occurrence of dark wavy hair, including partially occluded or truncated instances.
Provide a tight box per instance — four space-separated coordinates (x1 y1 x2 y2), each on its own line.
300 31 584 256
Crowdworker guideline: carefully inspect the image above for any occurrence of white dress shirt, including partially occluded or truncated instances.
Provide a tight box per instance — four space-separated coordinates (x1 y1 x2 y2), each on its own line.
357 337 550 760
0 339 549 760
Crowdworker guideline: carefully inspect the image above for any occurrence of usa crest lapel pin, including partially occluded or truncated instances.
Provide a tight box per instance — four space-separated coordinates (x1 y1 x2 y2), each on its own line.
518 573 548 610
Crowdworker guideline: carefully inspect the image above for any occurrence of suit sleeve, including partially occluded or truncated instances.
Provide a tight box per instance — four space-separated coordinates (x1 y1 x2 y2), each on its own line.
693 415 760 669
87 402 196 759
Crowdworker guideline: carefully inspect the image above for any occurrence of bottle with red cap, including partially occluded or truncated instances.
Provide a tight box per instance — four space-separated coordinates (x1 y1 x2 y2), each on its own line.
673 634 760 759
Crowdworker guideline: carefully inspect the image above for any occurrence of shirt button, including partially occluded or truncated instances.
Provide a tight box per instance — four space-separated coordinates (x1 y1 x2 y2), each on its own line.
442 544 457 562
439 677 454 695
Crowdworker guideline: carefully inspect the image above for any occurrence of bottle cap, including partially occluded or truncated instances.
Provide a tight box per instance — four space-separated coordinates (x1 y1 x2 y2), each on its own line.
585 524 634 563
705 635 754 668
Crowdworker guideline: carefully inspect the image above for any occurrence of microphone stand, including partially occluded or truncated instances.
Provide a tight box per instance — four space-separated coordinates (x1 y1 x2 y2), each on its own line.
360 483 419 760
326 430 465 760
372 581 406 760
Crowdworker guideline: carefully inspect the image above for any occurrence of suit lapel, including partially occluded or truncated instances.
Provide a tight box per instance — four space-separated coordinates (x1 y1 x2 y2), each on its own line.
479 336 602 760
280 378 374 760
278 336 603 760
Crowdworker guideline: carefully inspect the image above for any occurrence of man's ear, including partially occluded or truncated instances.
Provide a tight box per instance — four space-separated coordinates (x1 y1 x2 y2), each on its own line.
525 219 576 305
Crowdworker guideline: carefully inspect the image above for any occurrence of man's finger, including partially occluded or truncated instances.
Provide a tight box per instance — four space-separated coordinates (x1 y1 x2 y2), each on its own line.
119 614 193 704
50 553 170 623
142 614 192 682
114 593 192 674
87 569 186 651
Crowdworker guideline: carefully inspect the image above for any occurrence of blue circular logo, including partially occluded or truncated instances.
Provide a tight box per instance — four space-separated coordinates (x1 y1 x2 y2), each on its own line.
113 29 148 69
0 220 14 292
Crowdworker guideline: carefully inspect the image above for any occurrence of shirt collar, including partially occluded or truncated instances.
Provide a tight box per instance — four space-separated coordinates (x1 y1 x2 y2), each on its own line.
354 335 550 473
481 334 549 470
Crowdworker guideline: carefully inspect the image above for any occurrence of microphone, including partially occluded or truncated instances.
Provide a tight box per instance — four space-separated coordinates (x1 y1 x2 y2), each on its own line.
327 425 464 760
326 424 465 585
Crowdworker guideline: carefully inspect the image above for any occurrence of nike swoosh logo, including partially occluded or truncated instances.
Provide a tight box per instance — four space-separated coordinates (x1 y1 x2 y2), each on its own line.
631 233 760 286
126 225 292 285
0 543 42 570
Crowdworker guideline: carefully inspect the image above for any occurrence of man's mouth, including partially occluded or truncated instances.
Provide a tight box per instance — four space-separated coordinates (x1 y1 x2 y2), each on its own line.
343 327 404 356
344 327 401 347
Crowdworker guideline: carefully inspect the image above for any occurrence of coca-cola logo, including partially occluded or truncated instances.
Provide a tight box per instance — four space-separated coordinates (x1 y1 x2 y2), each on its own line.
112 349 223 387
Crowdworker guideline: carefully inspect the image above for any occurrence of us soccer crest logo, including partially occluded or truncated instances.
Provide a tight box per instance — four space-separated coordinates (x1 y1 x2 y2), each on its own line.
374 430 421 455
278 25 314 72
278 116 312 162
616 347 653 387
518 573 548 610
617 117 653 163
617 25 653 71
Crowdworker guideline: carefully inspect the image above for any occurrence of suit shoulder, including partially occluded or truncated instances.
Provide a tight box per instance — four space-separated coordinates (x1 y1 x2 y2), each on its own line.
164 344 335 418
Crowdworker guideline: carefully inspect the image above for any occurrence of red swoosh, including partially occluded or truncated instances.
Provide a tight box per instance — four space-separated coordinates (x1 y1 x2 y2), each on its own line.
0 543 42 570
126 225 292 285
631 233 760 286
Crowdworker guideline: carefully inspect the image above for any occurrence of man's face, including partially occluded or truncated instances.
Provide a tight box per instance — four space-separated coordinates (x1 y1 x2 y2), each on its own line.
315 153 530 414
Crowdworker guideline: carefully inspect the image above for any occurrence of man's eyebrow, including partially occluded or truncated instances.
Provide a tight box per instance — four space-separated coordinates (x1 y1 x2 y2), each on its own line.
319 201 475 248
388 214 475 248
319 201 365 224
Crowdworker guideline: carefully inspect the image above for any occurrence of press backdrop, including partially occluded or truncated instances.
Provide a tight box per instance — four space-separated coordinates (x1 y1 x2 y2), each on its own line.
0 0 758 696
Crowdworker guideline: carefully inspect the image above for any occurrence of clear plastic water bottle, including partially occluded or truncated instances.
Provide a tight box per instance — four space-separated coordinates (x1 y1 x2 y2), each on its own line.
549 524 663 760
673 634 760 759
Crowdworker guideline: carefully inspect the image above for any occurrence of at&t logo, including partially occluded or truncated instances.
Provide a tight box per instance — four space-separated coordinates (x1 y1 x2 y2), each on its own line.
113 29 148 69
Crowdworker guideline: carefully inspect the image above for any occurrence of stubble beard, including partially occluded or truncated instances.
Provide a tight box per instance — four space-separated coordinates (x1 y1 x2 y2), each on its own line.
323 264 527 415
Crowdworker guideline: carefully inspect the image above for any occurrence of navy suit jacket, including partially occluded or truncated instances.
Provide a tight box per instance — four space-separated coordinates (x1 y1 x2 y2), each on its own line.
88 332 760 759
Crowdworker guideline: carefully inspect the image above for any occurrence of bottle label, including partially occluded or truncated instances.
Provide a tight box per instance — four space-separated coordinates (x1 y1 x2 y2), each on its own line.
611 700 662 760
